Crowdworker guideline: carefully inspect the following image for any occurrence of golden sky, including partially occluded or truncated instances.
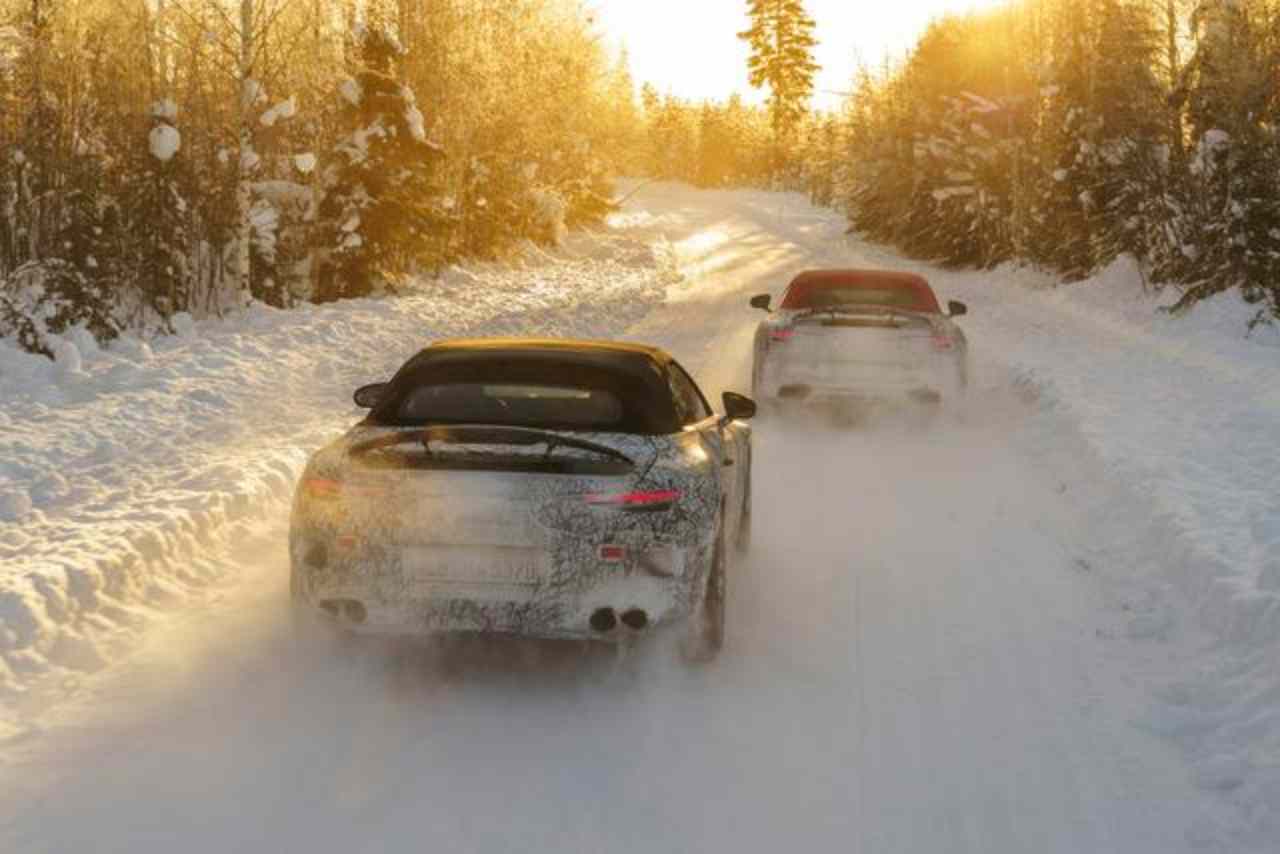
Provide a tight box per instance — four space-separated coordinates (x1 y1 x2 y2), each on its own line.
593 0 1008 110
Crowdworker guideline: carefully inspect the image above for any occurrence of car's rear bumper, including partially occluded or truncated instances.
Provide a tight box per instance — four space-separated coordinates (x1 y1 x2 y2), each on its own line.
769 382 944 406
290 538 707 642
758 357 957 404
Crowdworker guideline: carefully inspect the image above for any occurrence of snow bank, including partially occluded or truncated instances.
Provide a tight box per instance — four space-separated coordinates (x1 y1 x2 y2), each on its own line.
0 224 680 705
847 233 1280 848
952 254 1280 648
956 259 1280 848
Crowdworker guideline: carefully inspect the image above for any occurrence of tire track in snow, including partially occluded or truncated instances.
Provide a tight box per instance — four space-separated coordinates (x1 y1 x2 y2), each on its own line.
0 182 1248 854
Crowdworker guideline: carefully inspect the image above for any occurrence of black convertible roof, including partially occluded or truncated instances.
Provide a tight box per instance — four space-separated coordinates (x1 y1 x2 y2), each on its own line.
405 338 673 377
430 337 668 354
426 337 672 361
370 338 683 434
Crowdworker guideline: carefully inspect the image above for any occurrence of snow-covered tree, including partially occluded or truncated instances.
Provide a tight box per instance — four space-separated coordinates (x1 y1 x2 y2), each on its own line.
314 26 446 302
0 0 635 354
1165 0 1280 321
0 260 120 358
120 100 192 325
1025 0 1165 277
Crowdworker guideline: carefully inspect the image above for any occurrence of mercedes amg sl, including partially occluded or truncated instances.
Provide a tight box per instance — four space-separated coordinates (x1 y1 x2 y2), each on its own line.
750 269 970 411
290 338 755 662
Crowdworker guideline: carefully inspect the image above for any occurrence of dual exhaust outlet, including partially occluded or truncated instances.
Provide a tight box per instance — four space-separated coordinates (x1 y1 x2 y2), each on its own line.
320 598 367 624
590 607 649 635
322 599 648 636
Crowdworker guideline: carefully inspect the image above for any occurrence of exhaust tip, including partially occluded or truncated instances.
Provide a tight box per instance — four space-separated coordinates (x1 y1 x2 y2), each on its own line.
589 608 618 633
910 388 943 405
319 599 367 625
620 609 649 631
305 542 328 569
344 600 367 624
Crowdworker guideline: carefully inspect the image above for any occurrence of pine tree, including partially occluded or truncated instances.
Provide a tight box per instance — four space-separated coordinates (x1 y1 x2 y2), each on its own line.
696 103 734 187
1022 0 1165 277
738 0 820 151
314 26 446 302
602 49 642 174
1167 0 1280 321
122 99 192 324
0 0 640 353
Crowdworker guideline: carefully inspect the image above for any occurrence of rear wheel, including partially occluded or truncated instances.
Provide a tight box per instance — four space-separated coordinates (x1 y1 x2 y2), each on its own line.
735 465 752 555
681 528 727 664
751 352 773 413
289 568 354 650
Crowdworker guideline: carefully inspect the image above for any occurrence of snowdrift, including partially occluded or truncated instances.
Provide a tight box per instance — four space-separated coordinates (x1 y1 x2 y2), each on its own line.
0 224 681 704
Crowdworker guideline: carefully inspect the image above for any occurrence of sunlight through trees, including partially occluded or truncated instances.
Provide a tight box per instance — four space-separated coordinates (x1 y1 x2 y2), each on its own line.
0 0 638 352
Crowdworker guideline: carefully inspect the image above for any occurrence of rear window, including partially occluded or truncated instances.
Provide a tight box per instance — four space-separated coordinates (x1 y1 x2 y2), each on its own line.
370 352 682 434
397 383 624 430
786 286 929 311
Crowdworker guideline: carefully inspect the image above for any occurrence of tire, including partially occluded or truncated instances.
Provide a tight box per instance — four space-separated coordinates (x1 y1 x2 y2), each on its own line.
289 567 350 650
290 599 328 653
735 463 752 556
681 527 727 664
751 347 767 402
952 357 969 397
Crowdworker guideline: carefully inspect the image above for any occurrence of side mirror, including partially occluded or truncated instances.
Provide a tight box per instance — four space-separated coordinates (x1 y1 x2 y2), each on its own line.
749 294 772 312
353 382 388 409
721 391 758 422
948 300 969 318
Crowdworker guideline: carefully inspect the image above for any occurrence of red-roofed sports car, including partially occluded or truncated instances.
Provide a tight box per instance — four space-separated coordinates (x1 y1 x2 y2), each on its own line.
749 269 970 410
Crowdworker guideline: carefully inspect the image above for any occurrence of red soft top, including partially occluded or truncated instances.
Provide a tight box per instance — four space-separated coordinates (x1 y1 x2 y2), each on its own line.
780 269 941 314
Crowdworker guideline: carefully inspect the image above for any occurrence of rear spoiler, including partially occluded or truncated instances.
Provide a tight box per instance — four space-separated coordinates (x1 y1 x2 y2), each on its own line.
419 425 635 467
348 424 637 473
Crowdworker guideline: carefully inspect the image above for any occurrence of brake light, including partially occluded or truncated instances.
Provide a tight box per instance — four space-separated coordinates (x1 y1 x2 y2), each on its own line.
769 329 794 342
585 489 682 509
303 478 343 501
598 545 627 562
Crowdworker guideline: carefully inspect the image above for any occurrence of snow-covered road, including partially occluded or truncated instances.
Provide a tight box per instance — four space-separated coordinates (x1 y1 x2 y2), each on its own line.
2 184 1275 852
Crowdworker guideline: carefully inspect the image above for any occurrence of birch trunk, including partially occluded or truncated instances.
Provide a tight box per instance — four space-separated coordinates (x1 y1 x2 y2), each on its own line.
154 0 167 89
236 0 254 304
1166 0 1183 155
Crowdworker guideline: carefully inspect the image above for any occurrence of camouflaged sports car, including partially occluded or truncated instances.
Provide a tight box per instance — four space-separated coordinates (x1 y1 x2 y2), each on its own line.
750 269 970 411
289 338 756 661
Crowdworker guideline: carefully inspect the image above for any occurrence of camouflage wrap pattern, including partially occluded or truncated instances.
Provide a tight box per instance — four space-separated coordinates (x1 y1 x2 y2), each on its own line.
289 423 745 641
752 308 970 404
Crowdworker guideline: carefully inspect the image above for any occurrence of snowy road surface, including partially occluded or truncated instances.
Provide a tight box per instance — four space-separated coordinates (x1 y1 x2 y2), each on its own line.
1 184 1275 852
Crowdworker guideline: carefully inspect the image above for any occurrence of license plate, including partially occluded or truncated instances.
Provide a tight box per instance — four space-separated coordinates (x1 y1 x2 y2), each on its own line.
405 546 547 588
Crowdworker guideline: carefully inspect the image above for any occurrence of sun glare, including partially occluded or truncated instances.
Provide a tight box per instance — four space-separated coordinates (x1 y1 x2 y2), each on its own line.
594 0 1010 109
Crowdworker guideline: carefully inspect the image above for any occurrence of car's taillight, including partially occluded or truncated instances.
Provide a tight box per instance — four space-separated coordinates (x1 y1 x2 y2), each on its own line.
598 544 627 562
303 478 343 501
585 490 682 511
303 477 388 501
769 328 794 342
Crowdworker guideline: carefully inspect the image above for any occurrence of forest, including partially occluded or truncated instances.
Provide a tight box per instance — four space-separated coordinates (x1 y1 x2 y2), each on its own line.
0 0 638 355
644 0 1280 332
3 0 1278 358
812 0 1280 329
